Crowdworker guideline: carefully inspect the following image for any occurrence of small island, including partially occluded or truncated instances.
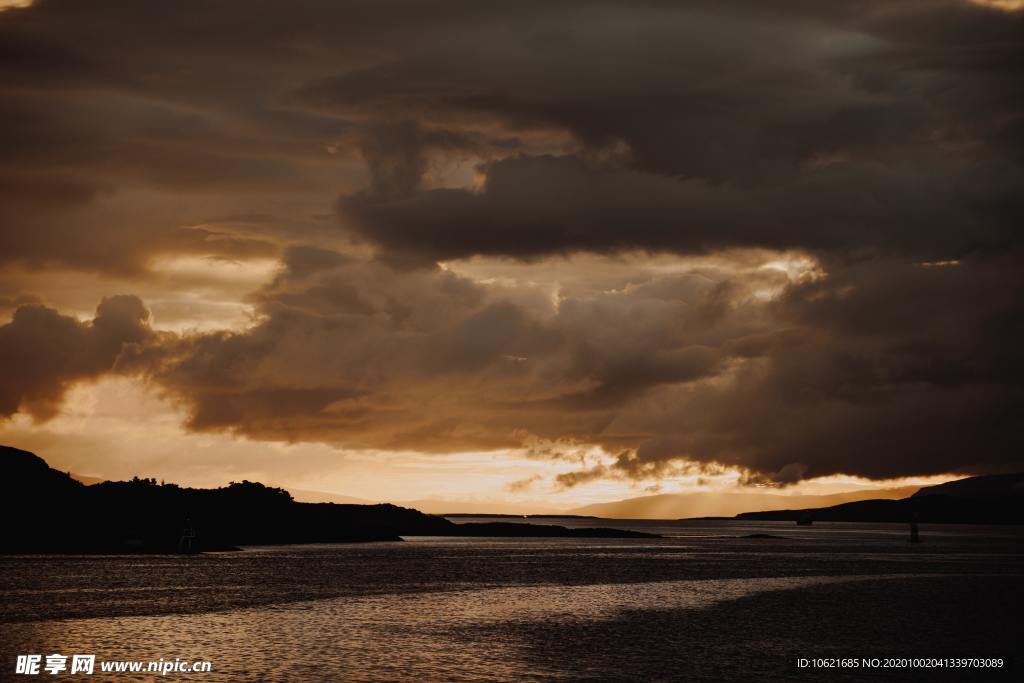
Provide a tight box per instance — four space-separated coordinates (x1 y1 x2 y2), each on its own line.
2 445 657 554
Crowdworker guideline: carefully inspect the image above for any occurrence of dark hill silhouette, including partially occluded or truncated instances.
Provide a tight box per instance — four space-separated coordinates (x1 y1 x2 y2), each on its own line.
8 446 83 495
1 445 656 553
736 473 1024 524
568 486 919 519
911 472 1024 500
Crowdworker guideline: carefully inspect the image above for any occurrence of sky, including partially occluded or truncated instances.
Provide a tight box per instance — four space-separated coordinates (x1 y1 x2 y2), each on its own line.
1 0 1022 511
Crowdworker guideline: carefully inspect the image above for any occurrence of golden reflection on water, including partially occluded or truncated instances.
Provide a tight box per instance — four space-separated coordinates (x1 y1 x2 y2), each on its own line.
3 526 1022 680
5 575 906 682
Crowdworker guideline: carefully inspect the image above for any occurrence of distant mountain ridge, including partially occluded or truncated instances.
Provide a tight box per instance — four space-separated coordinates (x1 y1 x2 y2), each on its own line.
568 487 920 520
737 472 1024 524
912 473 1024 499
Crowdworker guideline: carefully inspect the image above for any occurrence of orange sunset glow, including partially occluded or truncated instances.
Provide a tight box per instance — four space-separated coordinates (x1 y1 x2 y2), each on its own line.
2 0 1021 516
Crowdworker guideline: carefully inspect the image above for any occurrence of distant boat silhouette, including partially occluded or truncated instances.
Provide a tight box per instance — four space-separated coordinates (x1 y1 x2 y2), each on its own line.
908 512 921 543
178 516 197 553
796 515 813 526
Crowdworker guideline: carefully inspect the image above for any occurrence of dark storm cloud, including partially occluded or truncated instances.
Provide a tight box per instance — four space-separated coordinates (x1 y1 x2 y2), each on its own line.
1 0 361 271
0 295 153 419
340 154 1022 263
7 248 1024 481
3 0 1020 269
605 253 1024 480
131 245 1020 483
2 1 1022 481
94 251 746 453
322 0 1022 262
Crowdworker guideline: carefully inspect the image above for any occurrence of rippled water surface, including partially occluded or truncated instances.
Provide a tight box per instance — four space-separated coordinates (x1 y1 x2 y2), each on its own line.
2 520 1022 681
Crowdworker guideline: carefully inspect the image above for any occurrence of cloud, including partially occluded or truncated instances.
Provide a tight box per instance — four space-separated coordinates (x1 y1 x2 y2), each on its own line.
602 252 1024 480
0 296 153 419
5 244 1024 481
505 474 542 494
2 1 1022 484
2 1 1020 273
555 465 608 489
321 1 1021 264
8 242 1006 482
340 153 1021 264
